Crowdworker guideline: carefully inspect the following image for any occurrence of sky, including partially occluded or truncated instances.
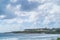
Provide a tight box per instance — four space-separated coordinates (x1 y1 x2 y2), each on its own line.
0 0 60 33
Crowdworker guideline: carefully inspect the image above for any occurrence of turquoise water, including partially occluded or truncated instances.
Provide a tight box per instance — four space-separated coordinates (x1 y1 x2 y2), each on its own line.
0 33 60 40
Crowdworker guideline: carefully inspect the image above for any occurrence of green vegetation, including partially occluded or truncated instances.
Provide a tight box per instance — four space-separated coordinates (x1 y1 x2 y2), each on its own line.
57 38 60 40
10 28 60 34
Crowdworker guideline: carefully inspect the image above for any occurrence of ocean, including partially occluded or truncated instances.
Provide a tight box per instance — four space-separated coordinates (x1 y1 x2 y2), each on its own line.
0 33 60 40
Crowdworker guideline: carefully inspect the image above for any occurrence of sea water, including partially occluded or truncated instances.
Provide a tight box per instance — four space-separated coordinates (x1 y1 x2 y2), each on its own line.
0 33 60 40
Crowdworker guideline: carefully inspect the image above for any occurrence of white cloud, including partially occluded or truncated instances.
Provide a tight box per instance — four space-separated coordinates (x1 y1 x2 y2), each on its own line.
16 5 21 10
6 1 41 23
6 0 56 25
15 11 38 22
28 0 46 3
49 4 60 14
0 15 6 19
43 16 52 25
4 18 16 24
3 18 25 24
16 18 24 23
0 24 20 33
1 0 60 32
6 4 13 11
27 11 38 22
10 0 17 3
15 11 40 22
6 3 21 11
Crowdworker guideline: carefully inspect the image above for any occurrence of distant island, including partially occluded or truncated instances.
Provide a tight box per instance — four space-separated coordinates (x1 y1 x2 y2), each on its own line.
9 28 60 34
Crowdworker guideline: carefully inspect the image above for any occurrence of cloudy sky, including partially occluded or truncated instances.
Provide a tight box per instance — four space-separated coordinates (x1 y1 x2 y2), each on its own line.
0 0 60 33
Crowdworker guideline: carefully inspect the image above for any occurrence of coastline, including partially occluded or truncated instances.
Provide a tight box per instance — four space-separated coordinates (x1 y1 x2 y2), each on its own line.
1 28 60 34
